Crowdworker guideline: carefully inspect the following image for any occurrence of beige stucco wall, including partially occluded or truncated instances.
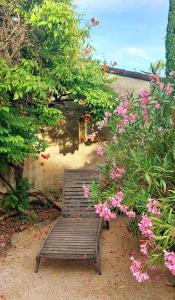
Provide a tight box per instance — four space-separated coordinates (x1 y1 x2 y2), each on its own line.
23 102 101 194
110 74 150 95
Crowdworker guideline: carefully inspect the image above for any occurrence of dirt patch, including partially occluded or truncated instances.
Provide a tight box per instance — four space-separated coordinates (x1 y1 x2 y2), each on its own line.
0 208 60 255
0 216 175 300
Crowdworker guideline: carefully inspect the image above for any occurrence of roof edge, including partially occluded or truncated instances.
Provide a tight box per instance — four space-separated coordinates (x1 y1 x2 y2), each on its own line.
107 67 151 82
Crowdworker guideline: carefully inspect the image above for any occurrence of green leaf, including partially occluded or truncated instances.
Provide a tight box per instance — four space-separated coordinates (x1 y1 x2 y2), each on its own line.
14 92 19 100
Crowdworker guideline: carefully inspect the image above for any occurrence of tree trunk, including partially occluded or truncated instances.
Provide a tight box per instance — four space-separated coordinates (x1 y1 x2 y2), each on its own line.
14 163 24 189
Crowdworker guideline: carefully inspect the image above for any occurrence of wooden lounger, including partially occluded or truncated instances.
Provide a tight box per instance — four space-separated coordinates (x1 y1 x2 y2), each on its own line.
35 169 103 274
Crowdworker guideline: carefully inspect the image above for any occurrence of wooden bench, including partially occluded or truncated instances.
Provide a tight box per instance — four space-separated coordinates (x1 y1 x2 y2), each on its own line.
35 169 103 274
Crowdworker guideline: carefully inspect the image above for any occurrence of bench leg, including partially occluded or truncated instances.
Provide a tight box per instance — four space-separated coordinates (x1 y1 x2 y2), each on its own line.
35 255 41 273
106 221 109 230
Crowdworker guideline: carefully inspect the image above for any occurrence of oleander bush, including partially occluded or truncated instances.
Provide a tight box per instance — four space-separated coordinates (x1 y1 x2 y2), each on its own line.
86 71 175 281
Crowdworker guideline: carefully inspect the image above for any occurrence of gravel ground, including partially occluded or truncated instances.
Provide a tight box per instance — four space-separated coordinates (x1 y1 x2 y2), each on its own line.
0 216 175 300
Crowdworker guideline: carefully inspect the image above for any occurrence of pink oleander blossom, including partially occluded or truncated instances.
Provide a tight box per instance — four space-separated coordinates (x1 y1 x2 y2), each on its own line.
164 250 175 275
130 257 149 282
115 191 124 202
123 100 130 109
109 167 126 180
126 210 136 218
119 127 125 134
110 192 124 208
123 116 129 126
155 103 161 109
148 73 161 83
158 81 164 89
110 192 124 207
83 185 90 198
139 89 150 109
139 89 150 99
140 243 148 255
138 215 154 239
97 119 107 130
111 197 118 208
95 203 116 221
104 112 112 119
97 146 105 157
117 203 128 213
114 105 127 116
146 198 161 217
110 192 136 218
165 83 173 95
148 73 163 88
128 113 137 123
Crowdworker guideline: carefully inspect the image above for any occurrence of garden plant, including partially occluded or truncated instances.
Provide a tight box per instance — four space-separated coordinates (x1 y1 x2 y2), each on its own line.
85 70 175 282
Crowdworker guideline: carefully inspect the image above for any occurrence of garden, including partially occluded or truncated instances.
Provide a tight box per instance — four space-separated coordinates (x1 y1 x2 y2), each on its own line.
1 0 175 299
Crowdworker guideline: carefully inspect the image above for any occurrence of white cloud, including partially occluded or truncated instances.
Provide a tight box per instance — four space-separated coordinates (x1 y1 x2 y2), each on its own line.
126 47 151 60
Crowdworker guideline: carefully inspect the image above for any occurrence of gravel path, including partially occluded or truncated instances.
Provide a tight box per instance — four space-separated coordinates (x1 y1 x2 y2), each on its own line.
0 216 174 300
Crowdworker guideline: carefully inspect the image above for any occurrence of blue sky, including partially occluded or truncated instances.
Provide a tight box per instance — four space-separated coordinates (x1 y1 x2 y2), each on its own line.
76 0 169 72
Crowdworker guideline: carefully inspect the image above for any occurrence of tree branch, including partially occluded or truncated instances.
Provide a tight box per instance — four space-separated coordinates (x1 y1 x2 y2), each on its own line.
0 173 15 193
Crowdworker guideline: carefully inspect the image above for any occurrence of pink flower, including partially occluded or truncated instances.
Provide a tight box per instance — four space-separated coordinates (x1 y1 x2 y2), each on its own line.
104 112 112 119
119 127 125 134
164 250 175 275
139 89 150 109
117 166 126 176
138 215 154 239
123 101 130 109
148 73 161 83
97 146 104 157
155 103 161 109
111 192 124 207
130 257 149 282
83 185 90 198
111 197 118 207
139 89 150 99
157 81 164 89
148 73 163 88
97 119 107 130
146 198 161 217
128 113 137 123
115 191 124 202
123 116 129 126
117 203 128 213
126 210 136 218
165 83 173 95
109 167 126 180
110 192 136 218
140 243 148 255
95 203 116 221
114 105 127 116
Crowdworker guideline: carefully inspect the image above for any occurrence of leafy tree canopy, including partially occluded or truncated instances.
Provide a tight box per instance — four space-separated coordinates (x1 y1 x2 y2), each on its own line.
0 0 115 185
